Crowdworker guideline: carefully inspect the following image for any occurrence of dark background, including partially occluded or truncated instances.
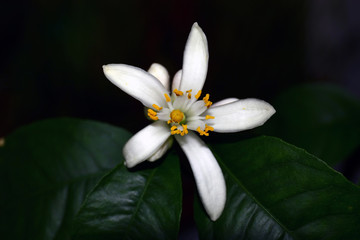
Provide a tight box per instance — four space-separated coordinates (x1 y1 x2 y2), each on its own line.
1 1 360 238
1 0 359 137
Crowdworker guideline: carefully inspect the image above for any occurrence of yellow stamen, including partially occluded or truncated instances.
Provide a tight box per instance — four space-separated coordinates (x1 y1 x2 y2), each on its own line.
171 129 180 135
195 90 202 99
152 104 162 111
147 109 158 121
170 109 184 123
205 115 215 120
148 109 157 115
196 127 209 136
186 90 192 99
164 93 171 102
181 124 188 136
149 115 158 121
205 124 214 132
170 125 188 136
173 89 183 96
170 125 180 135
167 120 172 124
203 94 213 108
196 124 214 136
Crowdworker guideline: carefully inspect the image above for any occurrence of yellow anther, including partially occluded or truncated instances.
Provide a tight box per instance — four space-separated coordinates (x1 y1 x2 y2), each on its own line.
186 90 192 99
149 115 158 121
205 124 214 132
171 129 180 135
147 109 158 121
205 115 215 120
202 93 213 108
181 124 188 136
196 127 209 136
173 89 183 96
170 124 188 136
152 104 162 111
170 109 184 123
196 127 201 133
195 90 202 99
148 109 157 115
196 124 213 136
167 120 172 124
170 125 181 135
164 93 171 102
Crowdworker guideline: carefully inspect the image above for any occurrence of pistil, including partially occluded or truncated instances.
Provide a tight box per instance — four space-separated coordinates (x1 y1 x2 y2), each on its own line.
149 89 215 136
170 109 185 123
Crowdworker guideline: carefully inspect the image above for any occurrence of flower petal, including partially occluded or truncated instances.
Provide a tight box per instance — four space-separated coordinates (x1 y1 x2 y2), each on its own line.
148 137 173 162
175 132 226 221
180 23 209 93
212 98 239 107
205 98 276 132
186 119 205 131
123 121 171 167
103 64 168 108
187 100 207 116
148 63 170 91
172 69 182 92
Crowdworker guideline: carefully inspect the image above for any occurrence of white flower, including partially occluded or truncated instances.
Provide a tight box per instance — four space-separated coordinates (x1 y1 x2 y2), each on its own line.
103 23 275 221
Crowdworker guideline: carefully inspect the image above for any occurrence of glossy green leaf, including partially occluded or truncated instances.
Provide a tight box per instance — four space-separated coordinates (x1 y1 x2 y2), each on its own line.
260 83 360 166
195 136 360 240
72 151 182 240
0 118 131 240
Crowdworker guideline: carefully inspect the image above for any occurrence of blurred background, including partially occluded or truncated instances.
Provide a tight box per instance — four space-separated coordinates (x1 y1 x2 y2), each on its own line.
1 0 360 238
1 0 359 137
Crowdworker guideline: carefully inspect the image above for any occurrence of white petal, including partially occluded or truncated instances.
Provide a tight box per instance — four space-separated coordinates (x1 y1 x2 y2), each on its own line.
187 100 207 117
157 108 171 121
186 119 205 131
123 121 171 168
175 132 226 221
206 98 276 133
212 98 239 107
148 63 170 91
180 23 209 93
172 69 182 91
103 64 168 108
148 137 173 162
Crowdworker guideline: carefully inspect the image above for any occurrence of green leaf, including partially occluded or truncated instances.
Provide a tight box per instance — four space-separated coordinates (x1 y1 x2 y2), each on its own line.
72 151 182 240
195 136 360 240
0 118 131 240
260 83 360 166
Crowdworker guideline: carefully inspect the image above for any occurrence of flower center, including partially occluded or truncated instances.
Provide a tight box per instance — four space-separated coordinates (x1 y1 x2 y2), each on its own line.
170 109 184 123
147 88 215 136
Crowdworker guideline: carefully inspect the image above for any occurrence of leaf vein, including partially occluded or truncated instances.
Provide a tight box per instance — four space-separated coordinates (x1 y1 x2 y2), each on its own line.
216 154 296 239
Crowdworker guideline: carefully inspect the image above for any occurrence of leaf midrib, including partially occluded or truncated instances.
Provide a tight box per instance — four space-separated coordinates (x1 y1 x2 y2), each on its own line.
126 167 157 233
216 154 296 240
